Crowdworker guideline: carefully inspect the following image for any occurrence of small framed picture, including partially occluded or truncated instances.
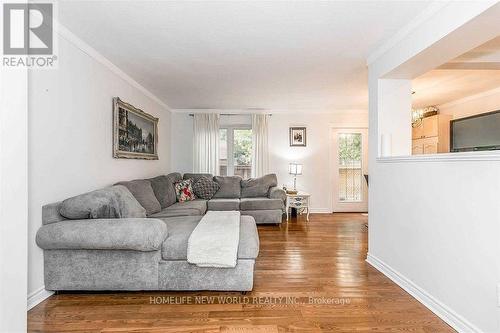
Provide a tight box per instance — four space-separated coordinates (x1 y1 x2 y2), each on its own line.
289 127 306 147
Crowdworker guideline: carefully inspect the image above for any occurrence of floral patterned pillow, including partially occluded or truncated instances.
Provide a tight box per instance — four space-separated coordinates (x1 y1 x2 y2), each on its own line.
174 179 196 202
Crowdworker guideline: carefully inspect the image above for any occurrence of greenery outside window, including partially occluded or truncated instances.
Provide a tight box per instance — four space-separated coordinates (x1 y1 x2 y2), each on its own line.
219 127 252 179
338 133 362 202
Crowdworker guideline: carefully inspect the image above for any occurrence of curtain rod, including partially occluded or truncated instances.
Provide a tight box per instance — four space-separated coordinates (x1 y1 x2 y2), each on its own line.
188 113 272 117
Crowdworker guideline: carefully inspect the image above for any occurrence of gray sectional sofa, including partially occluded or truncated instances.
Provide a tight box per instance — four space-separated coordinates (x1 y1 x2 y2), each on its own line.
36 173 285 291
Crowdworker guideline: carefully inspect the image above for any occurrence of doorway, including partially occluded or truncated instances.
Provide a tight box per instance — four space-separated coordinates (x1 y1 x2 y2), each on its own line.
331 128 368 212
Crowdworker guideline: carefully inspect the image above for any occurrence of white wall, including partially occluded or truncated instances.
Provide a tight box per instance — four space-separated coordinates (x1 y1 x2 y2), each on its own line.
439 87 500 119
170 112 194 174
268 112 367 212
0 65 28 332
368 3 500 332
171 111 368 212
28 32 172 305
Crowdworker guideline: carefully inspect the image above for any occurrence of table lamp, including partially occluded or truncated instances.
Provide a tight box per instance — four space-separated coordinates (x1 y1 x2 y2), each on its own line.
288 162 302 190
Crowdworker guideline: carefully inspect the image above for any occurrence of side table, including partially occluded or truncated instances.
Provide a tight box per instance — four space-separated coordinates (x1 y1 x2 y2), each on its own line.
285 191 310 222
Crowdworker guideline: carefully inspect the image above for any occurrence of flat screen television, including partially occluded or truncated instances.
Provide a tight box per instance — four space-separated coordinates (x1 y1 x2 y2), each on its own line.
450 110 500 152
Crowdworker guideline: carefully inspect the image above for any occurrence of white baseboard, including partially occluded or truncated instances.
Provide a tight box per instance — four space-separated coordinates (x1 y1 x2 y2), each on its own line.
27 286 54 310
309 208 331 213
366 253 482 333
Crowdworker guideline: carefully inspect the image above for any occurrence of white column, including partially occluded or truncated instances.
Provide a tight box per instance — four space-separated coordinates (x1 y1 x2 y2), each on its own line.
0 67 28 331
377 79 412 157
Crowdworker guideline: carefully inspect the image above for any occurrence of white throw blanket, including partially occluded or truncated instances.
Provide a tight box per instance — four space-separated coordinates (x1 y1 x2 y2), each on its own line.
187 210 240 268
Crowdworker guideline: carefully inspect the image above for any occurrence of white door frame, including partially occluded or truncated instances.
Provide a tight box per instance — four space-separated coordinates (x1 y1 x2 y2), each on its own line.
329 126 369 213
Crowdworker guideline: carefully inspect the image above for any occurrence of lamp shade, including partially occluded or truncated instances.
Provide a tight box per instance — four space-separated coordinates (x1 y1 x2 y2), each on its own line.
288 163 303 175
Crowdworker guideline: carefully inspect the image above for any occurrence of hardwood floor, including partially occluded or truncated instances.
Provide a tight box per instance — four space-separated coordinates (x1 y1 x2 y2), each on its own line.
28 213 455 332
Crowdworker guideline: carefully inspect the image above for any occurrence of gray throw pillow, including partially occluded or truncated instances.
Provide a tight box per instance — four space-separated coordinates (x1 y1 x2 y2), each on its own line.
192 176 220 199
115 179 161 216
183 173 213 183
213 176 242 199
59 185 146 219
149 173 181 208
241 174 278 198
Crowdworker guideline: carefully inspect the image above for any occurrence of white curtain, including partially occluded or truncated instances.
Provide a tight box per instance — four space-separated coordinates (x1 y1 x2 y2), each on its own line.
251 114 269 178
193 113 220 174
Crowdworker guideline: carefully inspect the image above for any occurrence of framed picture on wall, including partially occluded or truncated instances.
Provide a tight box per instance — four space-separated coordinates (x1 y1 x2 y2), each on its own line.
289 127 306 147
113 97 159 160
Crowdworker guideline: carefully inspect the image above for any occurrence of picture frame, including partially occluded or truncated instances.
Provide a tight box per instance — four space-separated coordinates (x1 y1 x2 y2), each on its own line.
113 97 159 160
289 127 306 147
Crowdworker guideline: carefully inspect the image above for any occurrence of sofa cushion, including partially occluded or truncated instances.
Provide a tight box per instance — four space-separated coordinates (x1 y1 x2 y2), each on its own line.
242 210 283 224
207 198 240 211
183 173 213 183
192 176 220 200
59 185 146 219
115 179 161 216
43 202 66 225
213 176 242 199
269 186 286 202
149 173 181 208
240 197 283 211
36 218 167 251
150 200 207 218
240 174 278 198
149 209 198 218
160 215 259 260
174 179 196 202
169 200 207 214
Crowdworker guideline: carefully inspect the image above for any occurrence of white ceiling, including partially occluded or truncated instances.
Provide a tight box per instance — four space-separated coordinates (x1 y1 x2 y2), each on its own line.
59 1 433 111
412 36 500 108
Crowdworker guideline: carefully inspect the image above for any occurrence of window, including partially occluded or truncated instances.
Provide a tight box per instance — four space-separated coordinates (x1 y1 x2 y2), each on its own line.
219 129 228 176
338 133 362 202
233 129 252 178
219 127 252 179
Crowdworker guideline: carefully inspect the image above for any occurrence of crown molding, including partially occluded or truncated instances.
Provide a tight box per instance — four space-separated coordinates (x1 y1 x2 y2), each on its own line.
172 109 261 114
54 22 172 111
172 108 368 115
367 1 449 66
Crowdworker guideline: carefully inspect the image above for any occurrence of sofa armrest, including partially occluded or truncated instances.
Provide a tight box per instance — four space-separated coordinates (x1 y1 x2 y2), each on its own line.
268 186 286 203
36 218 168 252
